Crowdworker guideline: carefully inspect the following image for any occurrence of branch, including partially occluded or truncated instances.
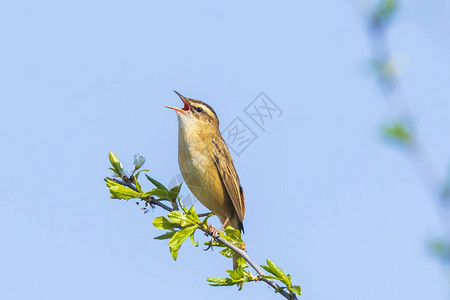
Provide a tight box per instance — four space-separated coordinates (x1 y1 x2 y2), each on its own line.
110 178 174 211
112 178 297 300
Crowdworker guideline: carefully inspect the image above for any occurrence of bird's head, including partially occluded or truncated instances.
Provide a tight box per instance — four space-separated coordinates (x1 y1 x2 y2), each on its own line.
166 91 220 132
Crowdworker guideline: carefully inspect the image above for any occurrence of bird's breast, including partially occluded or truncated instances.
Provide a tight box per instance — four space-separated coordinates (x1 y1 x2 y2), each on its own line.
177 128 232 222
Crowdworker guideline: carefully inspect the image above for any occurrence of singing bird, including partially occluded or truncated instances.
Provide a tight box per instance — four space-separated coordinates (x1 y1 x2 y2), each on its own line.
166 91 245 268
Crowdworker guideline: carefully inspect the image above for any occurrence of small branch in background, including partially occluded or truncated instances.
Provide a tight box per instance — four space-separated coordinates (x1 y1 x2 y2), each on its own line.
354 0 448 205
353 0 450 258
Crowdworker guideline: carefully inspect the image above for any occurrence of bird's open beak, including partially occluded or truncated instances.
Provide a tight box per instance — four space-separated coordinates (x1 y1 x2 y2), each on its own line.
166 91 190 113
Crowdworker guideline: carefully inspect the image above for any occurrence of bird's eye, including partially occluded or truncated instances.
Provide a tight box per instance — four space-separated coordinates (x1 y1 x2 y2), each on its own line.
196 107 203 113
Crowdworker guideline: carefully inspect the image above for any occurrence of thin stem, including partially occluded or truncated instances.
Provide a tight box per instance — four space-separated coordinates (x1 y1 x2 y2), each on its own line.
198 212 213 218
171 199 179 211
147 198 174 212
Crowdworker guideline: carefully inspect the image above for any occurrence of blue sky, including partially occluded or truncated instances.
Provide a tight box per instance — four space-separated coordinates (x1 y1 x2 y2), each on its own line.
1 1 450 299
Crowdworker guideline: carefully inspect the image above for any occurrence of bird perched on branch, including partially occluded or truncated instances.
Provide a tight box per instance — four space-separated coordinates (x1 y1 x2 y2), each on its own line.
166 91 245 269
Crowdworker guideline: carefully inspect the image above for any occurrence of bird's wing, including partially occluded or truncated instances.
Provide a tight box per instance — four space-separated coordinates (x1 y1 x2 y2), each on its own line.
211 136 245 229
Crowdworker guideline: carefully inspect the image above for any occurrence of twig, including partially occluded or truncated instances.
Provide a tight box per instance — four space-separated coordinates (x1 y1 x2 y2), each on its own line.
170 199 179 211
110 178 174 211
198 212 213 218
111 178 137 191
113 178 297 300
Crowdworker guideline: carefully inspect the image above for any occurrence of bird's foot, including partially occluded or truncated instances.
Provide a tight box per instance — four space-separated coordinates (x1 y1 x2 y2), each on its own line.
210 217 229 239
203 224 217 251
204 218 230 251
204 223 226 251
211 227 221 239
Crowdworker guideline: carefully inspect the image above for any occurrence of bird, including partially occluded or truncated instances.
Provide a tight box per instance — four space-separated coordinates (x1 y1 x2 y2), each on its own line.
166 91 245 269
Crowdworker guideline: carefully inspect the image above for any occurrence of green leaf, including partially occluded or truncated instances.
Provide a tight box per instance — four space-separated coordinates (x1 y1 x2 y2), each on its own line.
154 231 176 240
207 277 228 284
261 259 292 289
142 188 170 200
275 287 286 293
145 174 167 190
207 264 254 290
430 240 447 253
235 255 248 268
224 226 243 241
180 201 189 213
168 210 193 226
135 169 149 179
207 265 253 290
372 0 398 25
206 277 236 287
168 225 198 260
189 230 199 247
186 205 200 223
204 240 226 248
168 210 185 221
228 267 243 280
228 265 251 281
222 226 244 249
105 178 116 188
429 239 450 262
370 58 395 80
377 0 397 18
260 264 271 273
134 176 142 193
220 247 234 258
152 216 179 230
261 260 301 294
169 184 182 201
201 213 214 225
267 259 290 284
109 185 140 199
260 274 283 281
207 277 248 288
109 152 124 175
382 121 412 144
171 249 179 260
288 285 301 295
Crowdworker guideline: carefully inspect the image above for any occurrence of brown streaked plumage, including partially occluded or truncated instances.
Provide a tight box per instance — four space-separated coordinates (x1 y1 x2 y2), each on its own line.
166 91 245 268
